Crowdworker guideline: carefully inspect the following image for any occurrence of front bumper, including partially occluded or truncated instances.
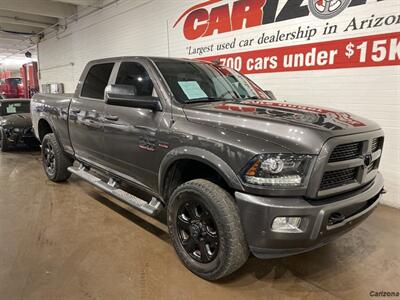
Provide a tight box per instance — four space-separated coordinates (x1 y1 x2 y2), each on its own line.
5 129 39 146
235 172 384 259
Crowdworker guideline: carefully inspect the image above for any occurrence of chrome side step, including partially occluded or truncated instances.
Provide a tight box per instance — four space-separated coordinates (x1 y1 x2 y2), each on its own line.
67 165 163 216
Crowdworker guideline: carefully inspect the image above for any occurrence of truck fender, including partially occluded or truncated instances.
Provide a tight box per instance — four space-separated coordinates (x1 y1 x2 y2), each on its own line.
158 146 244 197
37 116 63 148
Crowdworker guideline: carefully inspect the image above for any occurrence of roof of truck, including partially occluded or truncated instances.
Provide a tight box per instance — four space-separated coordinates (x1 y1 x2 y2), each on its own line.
86 56 210 65
149 56 209 63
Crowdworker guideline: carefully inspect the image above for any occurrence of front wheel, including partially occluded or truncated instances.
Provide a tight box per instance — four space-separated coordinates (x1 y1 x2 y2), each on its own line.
0 129 9 152
167 179 249 280
42 133 73 182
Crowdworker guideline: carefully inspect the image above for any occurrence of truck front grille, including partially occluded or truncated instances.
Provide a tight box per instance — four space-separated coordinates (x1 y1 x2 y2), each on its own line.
315 134 384 198
371 137 383 153
367 160 378 173
328 142 362 162
320 167 358 190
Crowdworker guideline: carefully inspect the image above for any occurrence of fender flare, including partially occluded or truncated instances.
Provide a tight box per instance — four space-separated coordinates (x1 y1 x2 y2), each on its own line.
158 146 244 198
37 117 63 148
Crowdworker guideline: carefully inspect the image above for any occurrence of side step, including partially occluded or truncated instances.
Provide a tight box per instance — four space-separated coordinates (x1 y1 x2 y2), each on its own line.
67 165 163 216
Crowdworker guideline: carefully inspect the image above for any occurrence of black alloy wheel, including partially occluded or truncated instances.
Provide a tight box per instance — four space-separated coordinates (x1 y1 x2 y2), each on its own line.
168 179 249 280
41 133 72 182
176 198 219 263
43 142 56 176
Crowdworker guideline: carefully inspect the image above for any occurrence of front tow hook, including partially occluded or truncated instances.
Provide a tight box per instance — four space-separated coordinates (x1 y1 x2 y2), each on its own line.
328 212 346 226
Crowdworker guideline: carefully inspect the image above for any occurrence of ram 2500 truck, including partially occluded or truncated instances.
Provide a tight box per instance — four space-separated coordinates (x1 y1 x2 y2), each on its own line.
31 57 385 280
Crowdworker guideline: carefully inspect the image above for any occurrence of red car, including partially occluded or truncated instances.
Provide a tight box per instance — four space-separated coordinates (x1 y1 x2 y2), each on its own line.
0 78 24 98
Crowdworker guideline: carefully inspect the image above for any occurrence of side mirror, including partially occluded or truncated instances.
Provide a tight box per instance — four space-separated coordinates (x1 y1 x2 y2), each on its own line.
105 84 162 111
263 90 276 100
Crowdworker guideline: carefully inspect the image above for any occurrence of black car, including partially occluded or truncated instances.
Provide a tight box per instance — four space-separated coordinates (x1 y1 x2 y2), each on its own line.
0 99 39 151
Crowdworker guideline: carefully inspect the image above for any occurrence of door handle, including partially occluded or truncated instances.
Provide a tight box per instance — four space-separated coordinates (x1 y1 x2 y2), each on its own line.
105 115 119 121
71 108 81 113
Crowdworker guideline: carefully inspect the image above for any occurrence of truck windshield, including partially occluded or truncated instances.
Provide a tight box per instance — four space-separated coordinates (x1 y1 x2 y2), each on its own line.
155 61 269 103
6 78 22 88
1 102 30 116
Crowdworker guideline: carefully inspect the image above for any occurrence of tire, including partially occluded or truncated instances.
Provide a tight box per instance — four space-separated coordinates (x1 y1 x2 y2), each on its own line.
167 179 249 280
0 129 9 152
42 133 73 182
308 0 351 19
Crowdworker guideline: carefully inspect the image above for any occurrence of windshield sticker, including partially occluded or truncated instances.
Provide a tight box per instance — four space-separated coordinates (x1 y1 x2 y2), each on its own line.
178 81 208 100
6 105 18 114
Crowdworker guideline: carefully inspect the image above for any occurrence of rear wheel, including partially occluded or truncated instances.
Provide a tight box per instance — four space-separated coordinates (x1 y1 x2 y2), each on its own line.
0 129 9 152
42 133 72 182
167 179 249 280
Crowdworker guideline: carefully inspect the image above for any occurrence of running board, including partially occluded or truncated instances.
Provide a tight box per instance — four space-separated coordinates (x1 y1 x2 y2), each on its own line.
67 165 163 216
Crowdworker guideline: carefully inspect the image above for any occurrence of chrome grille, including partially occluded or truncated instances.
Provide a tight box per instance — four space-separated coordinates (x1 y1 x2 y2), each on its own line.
320 167 358 190
328 142 362 163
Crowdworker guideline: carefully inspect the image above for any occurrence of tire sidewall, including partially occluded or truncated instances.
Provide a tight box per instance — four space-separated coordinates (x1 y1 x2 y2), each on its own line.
42 134 59 180
0 129 9 152
167 184 235 279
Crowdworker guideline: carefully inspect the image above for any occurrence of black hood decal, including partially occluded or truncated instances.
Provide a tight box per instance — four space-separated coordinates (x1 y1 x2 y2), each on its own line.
183 99 380 154
213 100 366 131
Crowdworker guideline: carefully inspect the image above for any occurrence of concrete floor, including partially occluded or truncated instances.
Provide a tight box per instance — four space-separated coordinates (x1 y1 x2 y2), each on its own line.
0 150 399 300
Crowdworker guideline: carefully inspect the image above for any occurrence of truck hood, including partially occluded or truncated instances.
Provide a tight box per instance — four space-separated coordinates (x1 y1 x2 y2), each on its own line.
183 100 381 154
0 113 32 128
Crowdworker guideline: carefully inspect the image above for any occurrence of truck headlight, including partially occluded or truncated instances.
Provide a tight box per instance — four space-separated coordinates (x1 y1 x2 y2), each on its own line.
241 154 314 187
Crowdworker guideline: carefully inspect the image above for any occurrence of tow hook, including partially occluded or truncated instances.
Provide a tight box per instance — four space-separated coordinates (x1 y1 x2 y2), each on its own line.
328 212 346 226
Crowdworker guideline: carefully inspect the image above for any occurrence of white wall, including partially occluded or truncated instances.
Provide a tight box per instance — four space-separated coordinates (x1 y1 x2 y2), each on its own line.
38 0 400 208
0 57 38 74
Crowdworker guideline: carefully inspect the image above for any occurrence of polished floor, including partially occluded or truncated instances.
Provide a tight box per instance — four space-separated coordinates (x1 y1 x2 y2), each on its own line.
0 150 399 300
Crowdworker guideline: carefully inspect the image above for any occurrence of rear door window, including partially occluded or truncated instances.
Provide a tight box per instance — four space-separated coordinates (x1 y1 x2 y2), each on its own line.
81 63 114 99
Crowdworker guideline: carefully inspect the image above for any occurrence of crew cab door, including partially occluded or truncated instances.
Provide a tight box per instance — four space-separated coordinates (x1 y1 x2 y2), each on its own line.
69 62 114 165
102 60 166 190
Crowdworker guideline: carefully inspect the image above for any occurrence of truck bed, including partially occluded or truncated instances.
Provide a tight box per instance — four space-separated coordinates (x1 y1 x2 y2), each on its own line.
31 93 74 154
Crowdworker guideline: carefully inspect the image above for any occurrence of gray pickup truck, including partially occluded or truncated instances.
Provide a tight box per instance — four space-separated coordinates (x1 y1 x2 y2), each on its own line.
31 57 385 280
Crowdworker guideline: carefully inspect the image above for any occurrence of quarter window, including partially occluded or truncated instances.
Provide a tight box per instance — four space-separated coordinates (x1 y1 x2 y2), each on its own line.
81 63 114 99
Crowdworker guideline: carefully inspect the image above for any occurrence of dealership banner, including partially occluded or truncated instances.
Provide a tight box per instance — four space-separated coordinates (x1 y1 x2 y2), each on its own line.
201 32 400 73
169 0 400 73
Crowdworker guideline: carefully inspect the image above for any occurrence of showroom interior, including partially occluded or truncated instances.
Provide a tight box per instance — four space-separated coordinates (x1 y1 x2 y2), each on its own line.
0 0 399 299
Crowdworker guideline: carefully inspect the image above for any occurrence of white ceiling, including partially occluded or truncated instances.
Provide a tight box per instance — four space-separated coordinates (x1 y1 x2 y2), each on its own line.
0 0 99 67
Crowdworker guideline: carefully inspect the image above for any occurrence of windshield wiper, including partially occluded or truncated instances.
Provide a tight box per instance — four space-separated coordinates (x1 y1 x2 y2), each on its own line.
185 97 231 104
